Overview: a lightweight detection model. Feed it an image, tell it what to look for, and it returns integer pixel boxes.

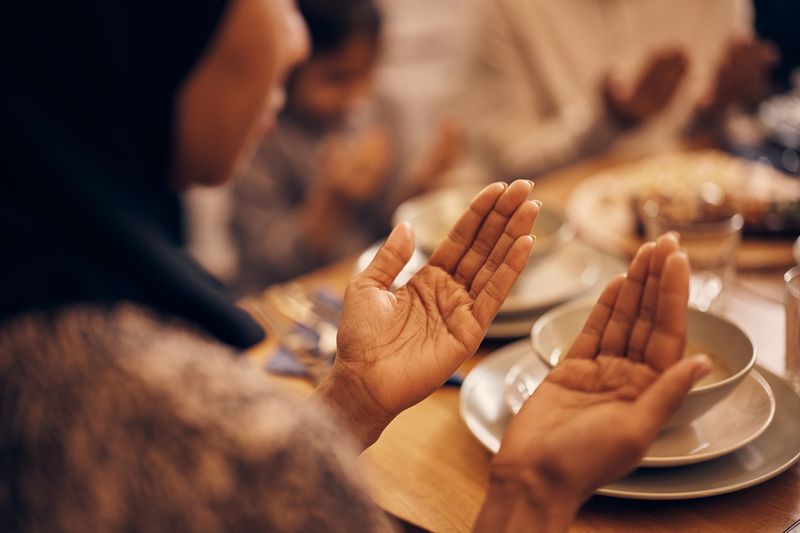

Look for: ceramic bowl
[392,186,574,256]
[530,300,756,430]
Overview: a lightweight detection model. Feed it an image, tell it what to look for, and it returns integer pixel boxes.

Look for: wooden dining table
[245,151,800,532]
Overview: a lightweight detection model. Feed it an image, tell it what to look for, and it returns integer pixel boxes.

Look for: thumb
[357,222,415,290]
[635,355,712,435]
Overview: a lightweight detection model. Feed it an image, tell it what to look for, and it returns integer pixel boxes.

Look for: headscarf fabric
[0,0,265,348]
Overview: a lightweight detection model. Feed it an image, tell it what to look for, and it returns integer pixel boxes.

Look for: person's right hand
[604,48,689,125]
[475,234,711,531]
[696,36,779,119]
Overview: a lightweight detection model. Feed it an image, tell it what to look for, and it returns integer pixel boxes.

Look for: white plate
[504,358,776,467]
[498,242,600,314]
[460,340,800,499]
[485,243,626,338]
[357,240,625,321]
[392,187,574,257]
[566,152,800,270]
[485,313,546,339]
[355,242,428,289]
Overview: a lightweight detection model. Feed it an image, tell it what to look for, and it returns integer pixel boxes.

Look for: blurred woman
[0,0,708,530]
[230,0,460,293]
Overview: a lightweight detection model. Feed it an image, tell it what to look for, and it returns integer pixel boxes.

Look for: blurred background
[185,0,800,317]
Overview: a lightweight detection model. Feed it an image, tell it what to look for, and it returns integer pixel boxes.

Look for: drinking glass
[785,266,800,394]
[641,206,744,312]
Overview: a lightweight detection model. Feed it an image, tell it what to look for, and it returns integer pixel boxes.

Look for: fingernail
[667,231,681,242]
[677,250,690,268]
[527,179,535,188]
[528,235,536,256]
[691,354,712,381]
[532,199,543,208]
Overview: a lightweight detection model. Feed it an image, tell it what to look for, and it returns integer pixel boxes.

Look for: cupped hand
[485,235,711,526]
[320,180,539,446]
[697,36,779,119]
[604,48,689,125]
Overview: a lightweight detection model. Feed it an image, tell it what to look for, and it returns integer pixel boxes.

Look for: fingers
[598,242,655,357]
[356,222,415,290]
[644,250,690,372]
[634,355,711,437]
[472,235,534,329]
[565,274,625,359]
[641,49,688,109]
[469,199,539,298]
[451,180,534,287]
[626,233,681,362]
[428,182,507,273]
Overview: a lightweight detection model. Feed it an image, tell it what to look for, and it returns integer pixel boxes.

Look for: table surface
[245,151,800,533]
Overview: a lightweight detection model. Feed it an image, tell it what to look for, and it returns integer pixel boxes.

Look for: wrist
[312,363,393,450]
[474,462,583,533]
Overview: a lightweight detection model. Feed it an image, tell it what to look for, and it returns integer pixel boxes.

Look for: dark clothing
[0,0,263,349]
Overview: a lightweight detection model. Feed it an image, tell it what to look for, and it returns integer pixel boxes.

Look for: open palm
[493,234,711,509]
[335,180,539,418]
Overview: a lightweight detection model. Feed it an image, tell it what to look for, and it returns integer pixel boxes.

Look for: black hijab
[0,1,265,348]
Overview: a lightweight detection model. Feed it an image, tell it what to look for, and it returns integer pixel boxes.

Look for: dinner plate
[485,243,626,338]
[504,358,776,467]
[355,242,428,289]
[498,242,600,315]
[485,312,546,339]
[357,240,626,322]
[392,187,574,257]
[566,155,798,270]
[460,340,800,499]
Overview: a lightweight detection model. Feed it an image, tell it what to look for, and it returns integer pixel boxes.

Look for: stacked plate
[460,331,800,500]
[357,187,628,339]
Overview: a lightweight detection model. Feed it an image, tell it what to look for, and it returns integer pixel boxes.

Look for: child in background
[230,0,460,296]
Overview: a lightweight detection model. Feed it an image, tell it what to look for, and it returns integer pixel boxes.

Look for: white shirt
[454,0,752,180]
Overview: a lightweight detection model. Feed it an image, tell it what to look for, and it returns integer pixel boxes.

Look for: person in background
[2,0,710,530]
[229,0,461,295]
[452,0,778,181]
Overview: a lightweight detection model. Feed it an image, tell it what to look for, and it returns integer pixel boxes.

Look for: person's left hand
[317,180,538,446]
[476,235,711,531]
